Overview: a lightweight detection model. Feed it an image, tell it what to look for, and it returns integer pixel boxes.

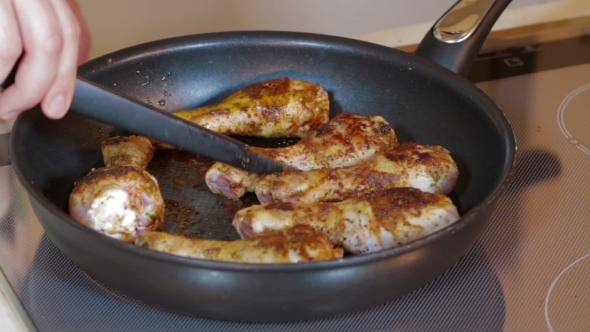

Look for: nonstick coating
[11,31,515,322]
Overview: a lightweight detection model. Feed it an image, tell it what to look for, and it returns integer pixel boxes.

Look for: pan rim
[11,30,516,273]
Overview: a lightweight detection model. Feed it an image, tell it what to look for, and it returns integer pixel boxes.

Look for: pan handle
[414,0,512,76]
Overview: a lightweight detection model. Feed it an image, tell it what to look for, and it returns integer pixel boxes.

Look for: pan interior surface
[10,32,514,321]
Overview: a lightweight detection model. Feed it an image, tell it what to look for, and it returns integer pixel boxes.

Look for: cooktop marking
[545,253,590,332]
[557,83,590,156]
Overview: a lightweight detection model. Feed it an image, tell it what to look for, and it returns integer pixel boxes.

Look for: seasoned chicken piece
[206,112,398,199]
[204,162,261,199]
[233,188,460,255]
[135,225,343,263]
[249,113,398,169]
[69,166,165,242]
[101,135,155,168]
[69,137,164,242]
[173,77,329,138]
[255,142,459,203]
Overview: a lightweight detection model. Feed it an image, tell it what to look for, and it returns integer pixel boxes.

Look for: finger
[65,0,91,64]
[0,0,22,107]
[0,0,63,119]
[40,0,81,119]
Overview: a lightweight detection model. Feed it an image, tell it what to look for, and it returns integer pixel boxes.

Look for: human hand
[0,0,91,121]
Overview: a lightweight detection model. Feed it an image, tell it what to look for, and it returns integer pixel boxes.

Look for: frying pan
[10,0,515,322]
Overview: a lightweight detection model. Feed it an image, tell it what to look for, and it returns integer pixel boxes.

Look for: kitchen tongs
[71,78,283,174]
[2,72,284,174]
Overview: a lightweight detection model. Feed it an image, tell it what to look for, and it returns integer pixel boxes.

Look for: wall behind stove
[78,0,565,58]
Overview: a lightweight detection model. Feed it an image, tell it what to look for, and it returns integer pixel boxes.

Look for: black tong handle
[71,78,284,174]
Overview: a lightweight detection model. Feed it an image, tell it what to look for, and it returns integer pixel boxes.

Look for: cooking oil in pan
[146,136,300,241]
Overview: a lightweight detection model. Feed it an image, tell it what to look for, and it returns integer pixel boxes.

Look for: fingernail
[46,95,66,118]
[0,111,19,121]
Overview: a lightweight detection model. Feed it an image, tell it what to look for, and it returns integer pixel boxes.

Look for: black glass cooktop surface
[1,34,590,331]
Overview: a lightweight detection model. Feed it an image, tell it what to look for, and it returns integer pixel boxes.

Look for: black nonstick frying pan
[10,0,515,322]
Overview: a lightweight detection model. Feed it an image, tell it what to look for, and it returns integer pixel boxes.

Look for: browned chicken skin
[255,142,459,203]
[233,188,460,255]
[101,135,155,168]
[69,136,165,242]
[206,112,399,199]
[173,77,330,138]
[135,225,343,263]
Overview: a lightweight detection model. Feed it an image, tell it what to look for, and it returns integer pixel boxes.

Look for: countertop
[0,119,23,332]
